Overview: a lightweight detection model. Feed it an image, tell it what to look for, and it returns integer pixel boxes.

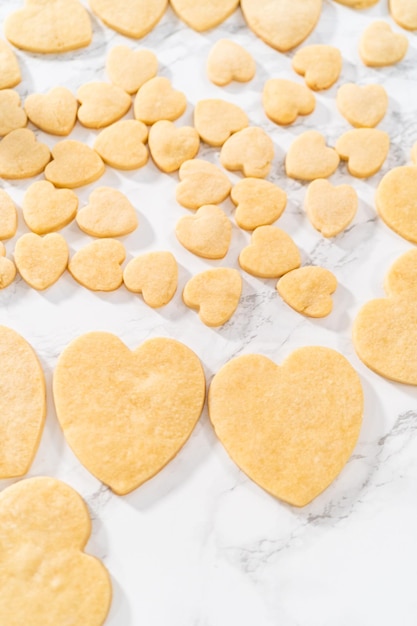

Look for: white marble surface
[1,1,417,624]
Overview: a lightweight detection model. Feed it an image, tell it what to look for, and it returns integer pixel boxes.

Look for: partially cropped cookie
[0,129,50,179]
[24,87,78,136]
[292,45,342,91]
[194,99,248,146]
[0,243,17,290]
[0,190,18,240]
[390,0,417,30]
[376,166,417,243]
[262,79,315,126]
[0,90,26,137]
[106,46,158,94]
[336,83,388,128]
[207,39,255,86]
[220,126,274,178]
[89,0,167,39]
[359,21,408,67]
[170,0,239,31]
[0,39,21,89]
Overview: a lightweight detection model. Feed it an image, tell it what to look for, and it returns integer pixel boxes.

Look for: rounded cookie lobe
[170,0,239,31]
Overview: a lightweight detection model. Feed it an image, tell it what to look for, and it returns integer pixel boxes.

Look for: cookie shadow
[104,574,133,626]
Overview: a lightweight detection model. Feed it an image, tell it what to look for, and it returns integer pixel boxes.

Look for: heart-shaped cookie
[193,99,248,147]
[77,82,132,129]
[176,159,231,210]
[14,233,69,290]
[359,21,408,67]
[94,120,148,170]
[262,78,316,125]
[53,333,205,494]
[0,90,27,136]
[0,326,45,477]
[170,0,239,31]
[241,0,322,52]
[23,181,78,234]
[390,0,417,30]
[183,268,242,326]
[336,83,388,128]
[69,239,125,291]
[385,248,417,298]
[123,251,178,307]
[0,128,50,179]
[0,39,21,89]
[175,205,232,259]
[134,77,186,125]
[24,87,78,136]
[208,346,363,506]
[5,0,92,53]
[285,130,340,181]
[305,179,358,237]
[207,39,256,86]
[376,166,417,243]
[336,128,390,178]
[76,187,138,238]
[148,121,200,173]
[106,45,158,94]
[231,178,287,231]
[277,266,337,317]
[0,243,16,290]
[89,0,167,38]
[220,126,274,178]
[45,140,105,188]
[292,45,342,91]
[239,225,301,278]
[0,477,111,624]
[0,190,18,239]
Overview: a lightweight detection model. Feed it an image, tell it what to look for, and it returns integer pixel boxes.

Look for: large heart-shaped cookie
[285,130,339,181]
[183,268,242,326]
[208,346,363,506]
[0,190,18,239]
[359,21,408,67]
[239,225,301,278]
[123,251,178,307]
[106,45,158,94]
[262,79,315,126]
[292,45,342,91]
[0,90,27,137]
[220,126,274,178]
[53,333,205,494]
[207,39,256,86]
[176,159,231,210]
[175,205,232,259]
[0,39,21,89]
[69,240,125,292]
[0,128,50,179]
[335,128,390,178]
[0,243,16,289]
[305,179,358,237]
[148,121,200,173]
[24,87,78,136]
[376,166,417,243]
[277,266,337,317]
[45,140,105,188]
[194,99,248,147]
[23,181,78,234]
[390,0,417,30]
[14,233,69,290]
[89,0,167,38]
[76,187,138,238]
[94,120,148,170]
[231,178,287,231]
[336,83,388,128]
[134,77,186,125]
[170,0,239,31]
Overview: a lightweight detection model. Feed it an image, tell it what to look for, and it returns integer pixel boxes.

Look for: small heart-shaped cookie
[385,248,417,298]
[170,0,239,31]
[207,39,256,86]
[277,266,337,317]
[335,128,390,178]
[89,0,167,38]
[0,243,17,289]
[69,239,125,291]
[0,128,50,179]
[183,268,242,326]
[336,83,388,128]
[194,99,248,147]
[123,251,177,307]
[305,179,358,237]
[148,121,200,173]
[220,126,274,178]
[53,333,205,494]
[359,21,408,67]
[376,166,417,243]
[208,346,363,506]
[24,87,78,136]
[76,187,138,238]
[231,178,287,231]
[5,0,92,53]
[23,181,78,235]
[0,39,21,89]
[239,226,301,278]
[175,205,232,259]
[94,120,148,170]
[262,79,316,125]
[286,131,340,181]
[390,0,417,30]
[77,82,131,129]
[106,45,158,94]
[0,326,45,476]
[176,159,231,210]
[14,233,68,290]
[134,77,186,125]
[45,140,105,188]
[0,190,18,239]
[292,45,342,91]
[0,90,27,136]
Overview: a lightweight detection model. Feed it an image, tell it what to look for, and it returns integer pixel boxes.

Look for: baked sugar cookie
[45,140,105,188]
[286,130,339,181]
[94,120,148,170]
[262,79,316,125]
[334,0,379,6]
[77,82,131,129]
[194,99,248,146]
[359,21,408,67]
[176,159,231,210]
[335,128,390,178]
[292,45,342,91]
[23,181,78,234]
[76,188,138,238]
[231,178,287,231]
[148,121,200,173]
[0,90,27,136]
[376,166,417,243]
[0,190,18,240]
[69,239,125,291]
[207,39,255,86]
[175,205,232,259]
[24,87,78,136]
[336,83,388,128]
[14,233,69,290]
[0,39,21,89]
[0,128,50,179]
[305,179,358,237]
[134,77,186,125]
[89,0,167,38]
[183,268,242,326]
[106,46,158,94]
[277,266,337,317]
[220,126,274,178]
[239,225,301,278]
[0,243,16,289]
[123,251,177,307]
[390,0,417,30]
[385,248,417,298]
[170,0,239,31]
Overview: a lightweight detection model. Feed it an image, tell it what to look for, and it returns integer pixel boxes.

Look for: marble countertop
[1,1,417,624]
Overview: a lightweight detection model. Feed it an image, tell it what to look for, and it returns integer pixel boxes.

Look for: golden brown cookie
[277,266,337,317]
[183,268,242,327]
[285,130,339,181]
[220,126,274,178]
[0,39,21,89]
[231,178,287,231]
[24,87,78,136]
[262,78,316,125]
[76,187,138,238]
[69,239,125,292]
[207,39,256,86]
[106,45,158,94]
[89,0,167,38]
[390,0,417,30]
[292,45,342,91]
[77,82,131,129]
[193,99,248,146]
[94,120,148,170]
[376,166,417,243]
[0,128,50,179]
[305,179,358,237]
[23,181,78,234]
[148,121,200,173]
[359,21,408,67]
[134,77,186,125]
[336,83,388,128]
[14,233,69,290]
[45,140,105,188]
[0,90,27,136]
[175,205,232,259]
[176,159,231,210]
[0,244,17,290]
[239,225,301,278]
[123,251,178,307]
[0,190,18,239]
[335,128,390,178]
[170,0,239,31]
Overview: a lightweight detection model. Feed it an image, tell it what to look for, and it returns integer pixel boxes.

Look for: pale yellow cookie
[23,181,78,235]
[89,0,167,38]
[0,476,111,625]
[53,333,205,494]
[220,126,274,178]
[106,46,158,95]
[359,21,408,67]
[76,187,138,238]
[69,239,125,291]
[239,225,301,278]
[231,178,287,231]
[0,89,27,136]
[0,327,45,476]
[292,45,342,91]
[176,159,232,210]
[336,128,390,178]
[385,248,417,298]
[193,99,248,147]
[286,130,340,181]
[208,346,363,506]
[0,244,17,290]
[14,233,68,290]
[77,82,131,129]
[262,79,316,125]
[170,0,239,31]
[376,166,417,243]
[305,179,358,237]
[183,267,242,327]
[134,77,186,125]
[94,120,148,170]
[0,190,18,239]
[390,0,417,30]
[148,121,200,173]
[123,251,178,307]
[0,128,50,179]
[0,39,21,89]
[241,0,322,52]
[175,205,232,259]
[24,87,78,136]
[45,140,105,189]
[5,0,92,53]
[412,142,417,165]
[277,266,337,317]
[207,39,255,86]
[336,83,388,128]
[334,0,379,7]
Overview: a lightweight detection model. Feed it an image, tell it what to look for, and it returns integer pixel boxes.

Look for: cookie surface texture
[285,130,339,181]
[239,225,301,278]
[292,45,342,91]
[68,239,126,291]
[390,0,417,30]
[24,87,78,136]
[148,121,200,173]
[376,166,417,243]
[336,83,388,128]
[0,39,21,89]
[231,178,287,231]
[277,266,337,317]
[220,126,274,178]
[106,46,158,94]
[0,190,18,239]
[0,128,50,179]
[183,268,242,327]
[45,140,105,188]
[175,205,232,259]
[77,82,131,129]
[134,77,186,125]
[359,21,408,67]
[176,159,231,210]
[76,187,138,238]
[0,90,27,137]
[207,39,255,86]
[170,0,239,31]
[0,243,16,289]
[94,120,148,170]
[194,99,248,147]
[335,128,390,178]
[14,233,69,290]
[123,251,178,307]
[262,79,315,126]
[305,179,358,237]
[23,181,78,234]
[89,0,167,38]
